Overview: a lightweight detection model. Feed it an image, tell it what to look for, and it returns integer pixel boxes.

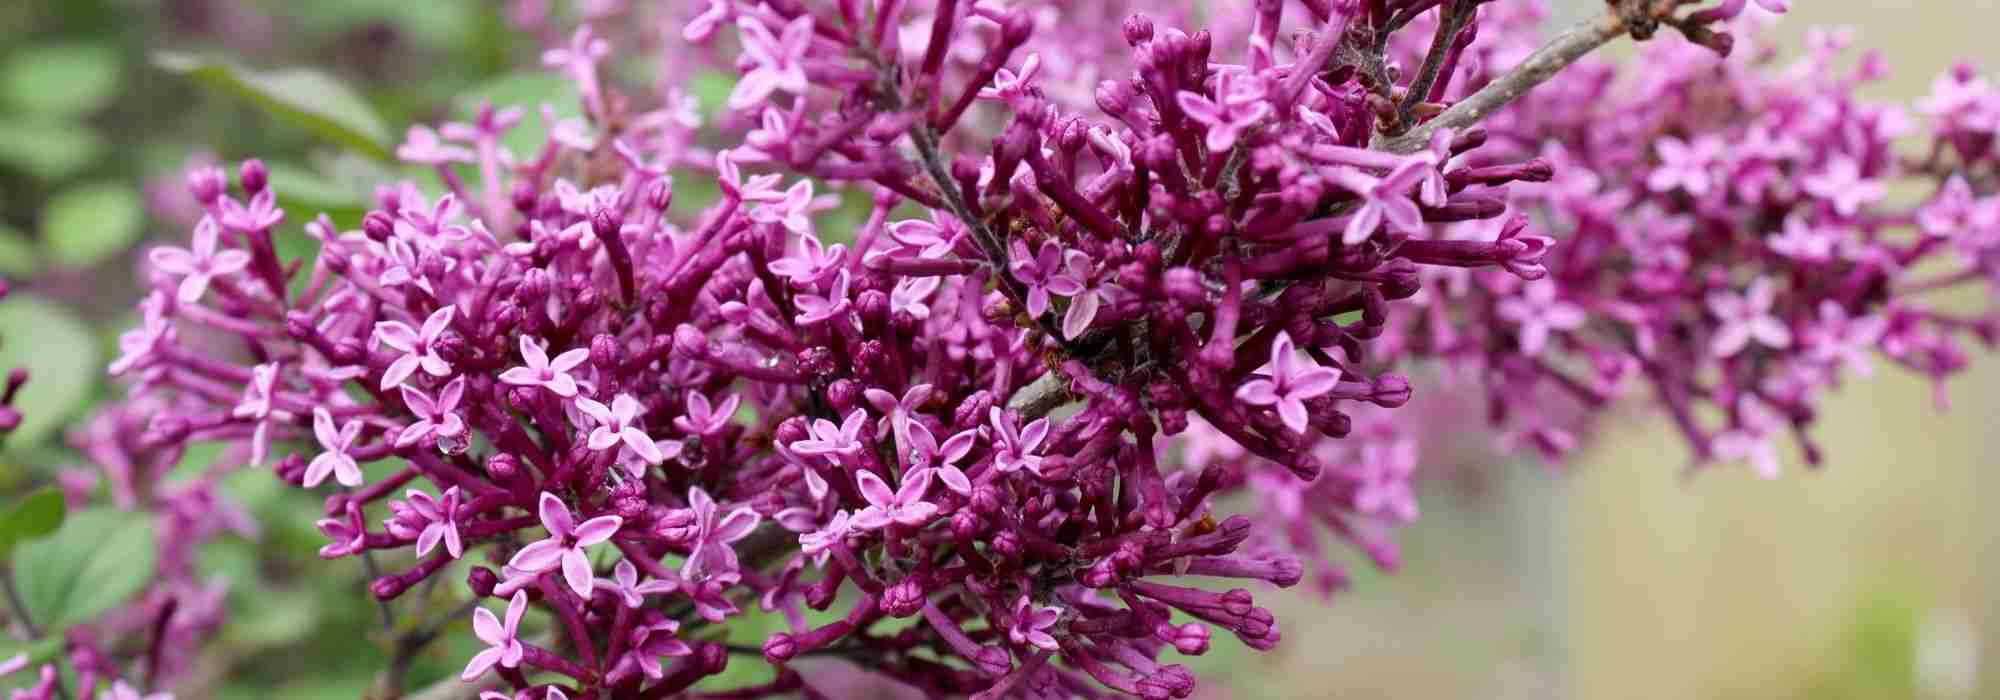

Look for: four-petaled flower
[314,502,367,559]
[397,125,473,165]
[863,383,932,452]
[905,422,978,495]
[1176,70,1272,153]
[398,377,467,449]
[793,270,853,326]
[219,190,284,232]
[1008,241,1088,318]
[767,232,845,285]
[988,407,1050,475]
[304,407,364,488]
[149,216,250,303]
[499,336,590,398]
[798,510,853,565]
[1800,156,1887,218]
[790,408,868,462]
[729,15,814,110]
[576,394,665,464]
[1495,280,1587,355]
[388,487,464,559]
[890,276,942,320]
[1007,596,1063,651]
[510,492,624,598]
[1707,278,1792,357]
[626,618,694,679]
[1647,135,1723,197]
[672,391,740,437]
[1328,162,1429,245]
[851,468,939,529]
[680,486,761,581]
[594,559,679,608]
[978,52,1042,101]
[373,306,456,390]
[1234,331,1342,434]
[749,179,815,235]
[460,591,528,681]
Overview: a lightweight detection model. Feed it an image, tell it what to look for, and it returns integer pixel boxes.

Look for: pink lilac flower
[864,384,931,453]
[728,15,814,110]
[1495,281,1586,355]
[798,510,853,565]
[575,394,665,464]
[315,502,367,559]
[219,190,283,232]
[147,216,249,303]
[978,52,1042,102]
[987,407,1049,475]
[672,391,740,437]
[850,469,938,530]
[499,336,590,398]
[1707,278,1793,357]
[767,232,845,285]
[388,487,464,559]
[680,486,760,581]
[1328,161,1429,245]
[594,559,679,608]
[1647,135,1723,197]
[625,618,694,678]
[509,492,624,597]
[1007,596,1062,652]
[904,422,978,495]
[461,591,529,680]
[96,681,172,700]
[1234,332,1343,434]
[303,407,364,488]
[396,377,467,450]
[373,306,456,390]
[890,276,943,320]
[397,125,474,165]
[749,180,815,235]
[1800,157,1887,218]
[1007,240,1086,317]
[791,409,868,462]
[792,270,853,326]
[1176,69,1272,153]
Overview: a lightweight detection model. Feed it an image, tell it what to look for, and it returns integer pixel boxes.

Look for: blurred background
[0,1,1992,698]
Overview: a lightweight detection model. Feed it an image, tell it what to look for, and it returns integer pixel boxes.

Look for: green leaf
[12,507,157,629]
[0,118,106,181]
[154,53,394,161]
[40,182,143,268]
[265,160,369,227]
[0,637,62,669]
[0,295,99,450]
[0,488,65,560]
[0,227,37,277]
[690,69,736,120]
[2,42,123,116]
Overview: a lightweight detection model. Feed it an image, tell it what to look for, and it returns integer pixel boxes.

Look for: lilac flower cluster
[15,1,1987,699]
[1393,21,2000,476]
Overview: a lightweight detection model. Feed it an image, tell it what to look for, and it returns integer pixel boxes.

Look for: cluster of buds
[18,1,1991,699]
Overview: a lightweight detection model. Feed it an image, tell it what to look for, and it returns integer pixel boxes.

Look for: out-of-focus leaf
[154,53,394,161]
[0,637,62,670]
[1,42,122,116]
[266,160,368,227]
[455,72,582,160]
[0,118,106,181]
[40,182,143,268]
[0,295,100,449]
[0,488,65,560]
[12,507,157,628]
[690,69,736,120]
[0,227,37,277]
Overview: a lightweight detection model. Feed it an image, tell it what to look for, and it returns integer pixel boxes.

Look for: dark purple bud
[1370,375,1412,407]
[360,211,396,242]
[672,324,710,359]
[511,181,539,213]
[238,159,268,195]
[487,453,521,482]
[469,567,500,597]
[647,179,673,211]
[826,379,862,414]
[590,333,619,369]
[775,416,811,447]
[274,453,307,486]
[798,346,837,378]
[763,633,798,663]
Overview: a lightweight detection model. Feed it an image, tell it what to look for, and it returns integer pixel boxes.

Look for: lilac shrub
[7,0,1995,699]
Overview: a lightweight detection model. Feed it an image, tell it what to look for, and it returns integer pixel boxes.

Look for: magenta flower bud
[825,379,862,414]
[187,165,227,204]
[468,567,500,597]
[486,453,521,482]
[762,633,797,663]
[672,324,710,359]
[881,579,925,617]
[511,180,539,213]
[362,211,395,242]
[1122,14,1154,45]
[589,333,619,369]
[647,178,673,211]
[799,346,837,377]
[238,158,268,195]
[274,453,307,486]
[0,408,18,432]
[1370,375,1412,408]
